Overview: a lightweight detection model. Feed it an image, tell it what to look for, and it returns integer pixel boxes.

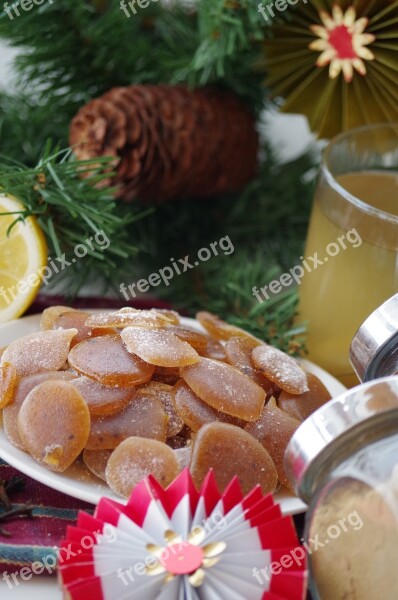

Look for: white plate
[0,313,346,516]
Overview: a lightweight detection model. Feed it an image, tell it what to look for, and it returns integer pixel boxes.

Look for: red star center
[160,543,204,575]
[309,6,376,81]
[328,25,357,59]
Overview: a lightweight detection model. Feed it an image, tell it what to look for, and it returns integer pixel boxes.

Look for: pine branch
[0,140,315,349]
[0,5,194,165]
[186,0,268,110]
[0,92,68,166]
[0,0,313,347]
[126,146,317,352]
[0,3,193,105]
[0,145,152,294]
[162,246,308,354]
[0,0,269,136]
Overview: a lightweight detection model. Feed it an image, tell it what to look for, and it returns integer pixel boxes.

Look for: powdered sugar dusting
[105,438,180,498]
[121,327,199,367]
[252,345,308,394]
[85,309,173,329]
[180,357,265,421]
[1,329,78,377]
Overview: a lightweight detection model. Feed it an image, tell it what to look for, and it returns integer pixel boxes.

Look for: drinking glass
[298,124,398,387]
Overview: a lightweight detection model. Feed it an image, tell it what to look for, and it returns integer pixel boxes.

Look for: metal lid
[350,293,398,382]
[285,376,398,504]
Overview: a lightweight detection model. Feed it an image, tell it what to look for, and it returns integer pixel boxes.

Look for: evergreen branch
[0,92,68,167]
[0,0,315,348]
[127,145,316,352]
[0,0,269,132]
[168,247,307,354]
[0,3,195,107]
[0,145,152,294]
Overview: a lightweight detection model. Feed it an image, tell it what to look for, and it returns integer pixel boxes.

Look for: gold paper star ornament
[309,5,376,82]
[260,1,398,138]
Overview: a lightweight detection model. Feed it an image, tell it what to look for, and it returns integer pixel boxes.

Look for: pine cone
[69,85,259,203]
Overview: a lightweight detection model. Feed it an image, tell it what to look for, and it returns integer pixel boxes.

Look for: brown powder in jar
[309,477,398,600]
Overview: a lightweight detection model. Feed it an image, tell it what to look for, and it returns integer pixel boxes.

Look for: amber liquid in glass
[299,171,398,387]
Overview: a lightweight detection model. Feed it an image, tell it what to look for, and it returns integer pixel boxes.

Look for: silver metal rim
[285,376,398,503]
[350,293,398,381]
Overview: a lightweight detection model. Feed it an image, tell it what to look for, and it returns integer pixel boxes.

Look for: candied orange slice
[166,325,209,354]
[121,327,200,367]
[40,305,72,329]
[138,381,183,438]
[85,309,172,329]
[180,357,266,421]
[278,372,332,421]
[86,394,168,450]
[41,306,115,346]
[190,422,278,495]
[166,425,192,449]
[0,362,17,409]
[71,376,136,417]
[68,335,155,387]
[83,449,113,481]
[18,380,90,472]
[173,380,245,431]
[225,337,276,394]
[57,312,117,345]
[196,311,262,344]
[245,398,300,492]
[152,366,181,386]
[3,371,76,451]
[153,309,180,325]
[252,344,309,395]
[1,329,77,377]
[117,307,180,323]
[105,437,180,498]
[200,337,227,361]
[174,446,191,471]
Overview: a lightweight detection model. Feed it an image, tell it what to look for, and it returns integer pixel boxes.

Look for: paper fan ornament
[59,469,307,600]
[260,1,398,138]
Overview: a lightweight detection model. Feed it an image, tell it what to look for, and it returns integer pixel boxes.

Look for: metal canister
[285,377,398,600]
[350,293,398,382]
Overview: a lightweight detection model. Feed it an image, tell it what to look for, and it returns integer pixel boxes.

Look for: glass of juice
[299,124,398,387]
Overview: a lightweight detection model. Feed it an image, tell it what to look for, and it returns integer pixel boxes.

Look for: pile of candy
[0,308,331,498]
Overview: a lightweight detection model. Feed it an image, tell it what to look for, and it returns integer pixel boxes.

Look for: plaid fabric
[0,460,92,575]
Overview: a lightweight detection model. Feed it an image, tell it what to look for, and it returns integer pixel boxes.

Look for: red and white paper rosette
[59,469,307,599]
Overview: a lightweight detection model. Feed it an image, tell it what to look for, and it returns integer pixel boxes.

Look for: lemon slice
[0,194,48,323]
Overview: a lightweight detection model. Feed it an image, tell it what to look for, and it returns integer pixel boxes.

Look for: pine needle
[0,146,152,295]
[0,0,313,350]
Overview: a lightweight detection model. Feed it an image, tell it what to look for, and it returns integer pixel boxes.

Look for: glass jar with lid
[350,293,398,381]
[285,376,398,600]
